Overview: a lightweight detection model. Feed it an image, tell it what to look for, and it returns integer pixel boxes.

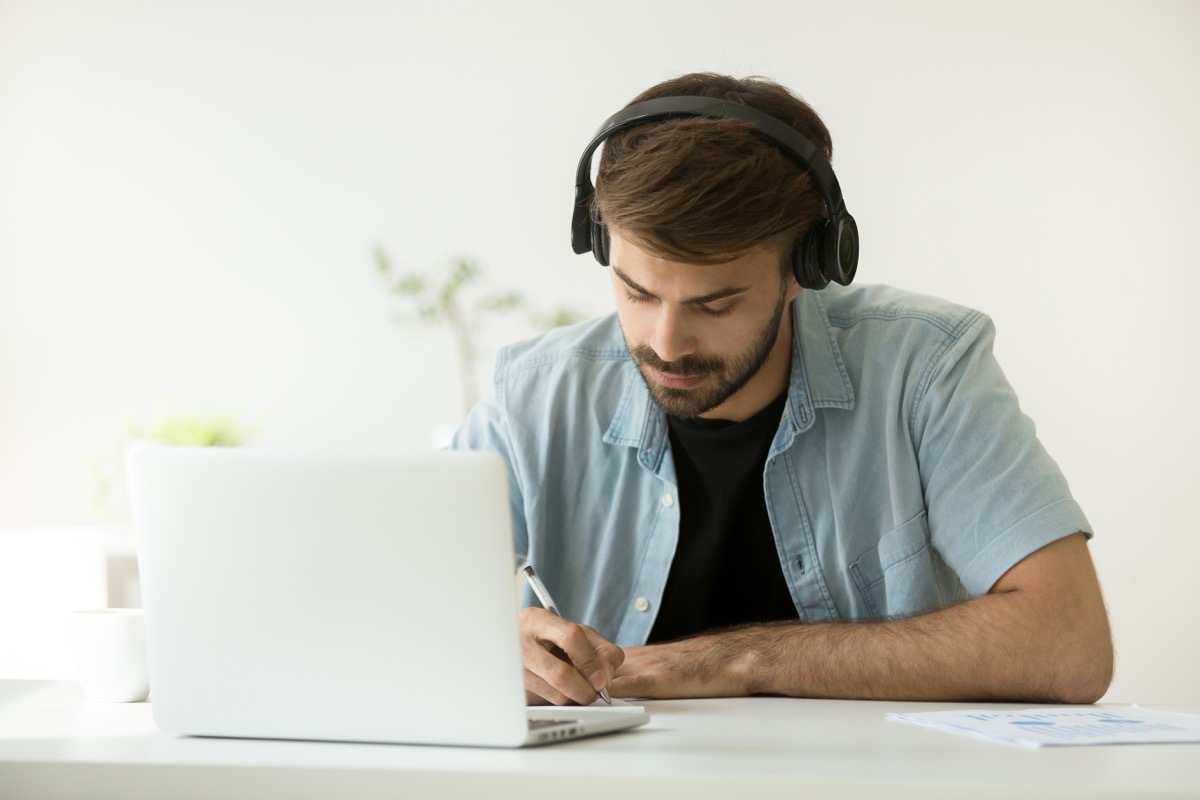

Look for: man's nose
[649,307,697,365]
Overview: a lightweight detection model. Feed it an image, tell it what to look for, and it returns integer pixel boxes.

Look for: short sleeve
[451,379,530,567]
[911,314,1091,595]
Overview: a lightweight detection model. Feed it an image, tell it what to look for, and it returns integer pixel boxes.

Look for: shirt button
[661,492,675,508]
[633,597,651,612]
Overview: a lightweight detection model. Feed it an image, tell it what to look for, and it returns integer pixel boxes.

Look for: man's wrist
[712,624,791,696]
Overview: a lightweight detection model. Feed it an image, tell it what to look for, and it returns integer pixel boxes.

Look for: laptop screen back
[127,446,534,747]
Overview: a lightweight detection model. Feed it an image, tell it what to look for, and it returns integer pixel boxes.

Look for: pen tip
[600,688,612,704]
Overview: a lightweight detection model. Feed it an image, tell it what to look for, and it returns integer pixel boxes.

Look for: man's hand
[610,533,1113,703]
[613,633,758,699]
[518,607,624,705]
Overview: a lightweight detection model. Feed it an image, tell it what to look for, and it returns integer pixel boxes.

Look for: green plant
[132,408,249,447]
[87,407,251,522]
[373,246,582,415]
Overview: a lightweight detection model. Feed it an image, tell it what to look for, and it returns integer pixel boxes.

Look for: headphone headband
[572,97,844,253]
[570,95,858,288]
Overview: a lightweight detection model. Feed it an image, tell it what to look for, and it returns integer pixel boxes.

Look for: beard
[625,284,790,419]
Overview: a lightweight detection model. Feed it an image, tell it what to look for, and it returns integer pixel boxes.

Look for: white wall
[1,0,1197,703]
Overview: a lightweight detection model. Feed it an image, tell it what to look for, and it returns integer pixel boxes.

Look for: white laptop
[126,445,649,747]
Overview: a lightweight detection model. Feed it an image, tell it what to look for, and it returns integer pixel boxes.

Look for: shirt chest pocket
[848,511,943,619]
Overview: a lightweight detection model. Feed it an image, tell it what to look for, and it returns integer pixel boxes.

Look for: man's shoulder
[814,283,985,337]
[796,284,993,401]
[494,313,630,381]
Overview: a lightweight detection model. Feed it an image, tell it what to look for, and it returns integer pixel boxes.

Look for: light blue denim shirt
[452,283,1090,647]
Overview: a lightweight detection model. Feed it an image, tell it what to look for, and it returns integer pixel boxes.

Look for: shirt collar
[603,359,672,473]
[785,288,856,434]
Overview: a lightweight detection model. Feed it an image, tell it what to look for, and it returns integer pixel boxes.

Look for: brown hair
[595,73,833,266]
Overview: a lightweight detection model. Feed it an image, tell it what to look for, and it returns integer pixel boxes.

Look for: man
[452,73,1113,706]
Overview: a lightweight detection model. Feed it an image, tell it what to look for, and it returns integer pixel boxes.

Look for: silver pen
[522,565,612,704]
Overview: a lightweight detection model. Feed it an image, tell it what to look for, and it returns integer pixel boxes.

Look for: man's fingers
[524,673,571,707]
[524,636,601,705]
[518,607,623,705]
[584,628,626,681]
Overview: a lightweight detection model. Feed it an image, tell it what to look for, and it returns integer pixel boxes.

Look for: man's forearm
[618,593,1108,703]
[614,535,1114,703]
[736,591,1106,702]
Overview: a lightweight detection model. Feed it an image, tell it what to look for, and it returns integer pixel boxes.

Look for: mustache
[629,345,723,376]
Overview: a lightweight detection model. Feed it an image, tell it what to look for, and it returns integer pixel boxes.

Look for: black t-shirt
[648,392,799,643]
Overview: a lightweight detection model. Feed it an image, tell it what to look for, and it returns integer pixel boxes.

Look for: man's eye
[625,291,652,305]
[700,303,736,318]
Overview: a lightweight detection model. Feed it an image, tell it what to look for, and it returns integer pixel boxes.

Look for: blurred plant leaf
[373,245,584,413]
[480,292,525,313]
[132,409,249,447]
[534,309,585,329]
[392,274,427,297]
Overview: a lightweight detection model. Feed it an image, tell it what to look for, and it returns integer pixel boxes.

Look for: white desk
[1,680,1197,799]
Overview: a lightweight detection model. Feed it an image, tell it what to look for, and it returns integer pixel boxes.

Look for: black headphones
[571,96,858,290]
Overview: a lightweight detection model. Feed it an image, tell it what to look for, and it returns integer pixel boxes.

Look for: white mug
[69,608,150,703]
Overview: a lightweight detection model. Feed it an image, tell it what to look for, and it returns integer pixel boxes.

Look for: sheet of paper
[581,697,644,712]
[887,705,1200,748]
[526,697,645,715]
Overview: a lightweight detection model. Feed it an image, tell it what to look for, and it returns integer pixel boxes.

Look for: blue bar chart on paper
[887,706,1200,747]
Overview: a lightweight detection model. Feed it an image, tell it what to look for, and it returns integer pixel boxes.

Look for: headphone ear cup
[829,213,859,286]
[591,218,611,266]
[793,223,830,290]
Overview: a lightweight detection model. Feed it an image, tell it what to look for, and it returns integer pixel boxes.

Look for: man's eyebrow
[611,266,752,305]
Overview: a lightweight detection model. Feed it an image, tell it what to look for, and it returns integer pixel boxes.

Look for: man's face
[609,233,801,421]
